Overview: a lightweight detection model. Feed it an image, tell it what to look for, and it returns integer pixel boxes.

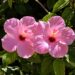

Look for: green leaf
[69,70,75,75]
[41,57,53,75]
[70,12,75,28]
[0,69,4,75]
[53,59,65,75]
[19,59,32,73]
[62,7,74,27]
[42,12,55,21]
[2,52,18,66]
[65,44,75,67]
[69,72,73,75]
[47,0,57,10]
[24,0,29,3]
[7,0,13,8]
[53,0,69,12]
[66,55,75,67]
[0,51,5,57]
[28,54,41,63]
[69,0,75,9]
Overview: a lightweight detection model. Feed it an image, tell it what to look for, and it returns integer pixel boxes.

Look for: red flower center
[49,37,56,42]
[19,35,26,41]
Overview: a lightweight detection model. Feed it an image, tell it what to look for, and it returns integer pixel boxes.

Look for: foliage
[0,0,75,75]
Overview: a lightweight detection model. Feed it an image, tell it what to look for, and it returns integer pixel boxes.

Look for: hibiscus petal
[48,16,65,29]
[34,36,49,54]
[17,41,34,59]
[49,42,68,58]
[60,27,75,45]
[20,16,36,26]
[1,35,17,52]
[4,18,19,34]
[33,21,46,35]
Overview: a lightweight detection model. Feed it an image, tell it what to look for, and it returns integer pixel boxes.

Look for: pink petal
[4,18,19,34]
[17,41,34,59]
[48,16,65,29]
[49,42,68,58]
[33,21,46,35]
[34,37,49,54]
[1,35,17,52]
[60,27,75,45]
[20,16,36,26]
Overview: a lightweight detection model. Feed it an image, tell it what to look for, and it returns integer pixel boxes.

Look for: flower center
[49,37,56,42]
[19,35,26,41]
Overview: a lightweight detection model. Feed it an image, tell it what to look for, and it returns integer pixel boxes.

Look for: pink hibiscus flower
[34,16,75,58]
[1,16,36,59]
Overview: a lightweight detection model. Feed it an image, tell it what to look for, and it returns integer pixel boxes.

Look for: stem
[35,0,49,13]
